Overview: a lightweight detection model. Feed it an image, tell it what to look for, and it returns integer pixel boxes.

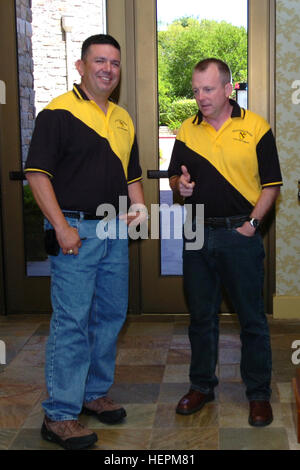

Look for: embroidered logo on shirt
[232,129,253,144]
[115,119,128,132]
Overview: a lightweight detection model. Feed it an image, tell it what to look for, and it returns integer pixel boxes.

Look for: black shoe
[176,389,215,415]
[248,401,273,427]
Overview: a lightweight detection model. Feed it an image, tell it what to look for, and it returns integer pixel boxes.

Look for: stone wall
[31,0,106,115]
[16,0,35,162]
[16,0,105,162]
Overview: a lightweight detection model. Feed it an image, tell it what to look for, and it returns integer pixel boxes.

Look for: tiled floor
[0,313,300,450]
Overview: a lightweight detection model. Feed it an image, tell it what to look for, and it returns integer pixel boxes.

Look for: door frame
[0,0,51,314]
[107,0,277,314]
[0,0,276,315]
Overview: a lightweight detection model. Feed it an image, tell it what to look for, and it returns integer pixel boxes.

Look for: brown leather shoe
[41,416,98,450]
[248,400,273,427]
[176,389,215,415]
[81,396,126,424]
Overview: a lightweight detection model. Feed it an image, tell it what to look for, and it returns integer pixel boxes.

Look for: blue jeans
[42,215,129,421]
[183,223,272,401]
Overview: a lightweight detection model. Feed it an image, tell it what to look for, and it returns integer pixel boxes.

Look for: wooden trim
[107,0,141,314]
[292,369,300,443]
[249,0,276,314]
[273,296,300,319]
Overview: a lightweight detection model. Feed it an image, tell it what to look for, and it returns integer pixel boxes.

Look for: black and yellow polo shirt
[25,84,142,214]
[168,99,282,217]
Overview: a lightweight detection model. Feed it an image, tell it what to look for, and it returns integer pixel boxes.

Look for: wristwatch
[248,217,260,229]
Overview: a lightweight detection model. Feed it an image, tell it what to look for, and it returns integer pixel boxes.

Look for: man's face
[192,64,232,121]
[76,44,121,100]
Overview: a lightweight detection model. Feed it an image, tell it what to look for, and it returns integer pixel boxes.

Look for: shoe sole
[176,393,215,415]
[81,406,127,424]
[41,423,98,450]
[248,416,273,427]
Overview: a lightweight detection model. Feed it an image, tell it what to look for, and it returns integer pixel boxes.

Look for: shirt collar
[72,84,116,114]
[72,84,90,101]
[192,98,244,125]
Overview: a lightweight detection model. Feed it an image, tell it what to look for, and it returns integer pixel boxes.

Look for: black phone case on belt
[44,229,60,256]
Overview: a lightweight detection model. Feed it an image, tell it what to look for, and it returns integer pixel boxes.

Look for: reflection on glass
[157,0,248,275]
[16,0,105,276]
[23,185,49,276]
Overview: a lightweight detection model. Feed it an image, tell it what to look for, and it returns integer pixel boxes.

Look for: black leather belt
[204,215,249,228]
[62,211,105,220]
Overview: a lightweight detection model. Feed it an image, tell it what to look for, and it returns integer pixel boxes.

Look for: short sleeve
[127,135,142,184]
[256,129,283,188]
[25,109,65,177]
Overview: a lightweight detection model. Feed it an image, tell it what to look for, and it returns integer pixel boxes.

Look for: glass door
[0,0,106,314]
[0,0,49,313]
[157,0,248,278]
[108,0,275,314]
[0,0,275,315]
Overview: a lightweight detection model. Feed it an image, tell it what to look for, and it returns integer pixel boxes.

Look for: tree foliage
[158,17,247,108]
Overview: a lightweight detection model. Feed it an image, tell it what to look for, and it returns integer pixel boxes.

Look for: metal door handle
[9,171,25,181]
[147,170,168,179]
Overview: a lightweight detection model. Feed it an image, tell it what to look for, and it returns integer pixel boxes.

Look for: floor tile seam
[115,364,167,367]
[219,423,292,429]
[148,424,220,450]
[219,425,289,432]
[0,335,35,367]
[117,344,172,349]
[116,349,171,355]
[8,431,25,450]
[218,426,291,450]
[0,382,44,397]
[148,425,219,430]
[0,428,21,450]
[1,414,29,442]
[2,326,44,367]
[2,364,45,375]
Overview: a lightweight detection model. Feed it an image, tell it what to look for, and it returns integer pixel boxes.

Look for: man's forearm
[25,172,68,232]
[26,172,82,254]
[128,181,145,206]
[250,186,281,221]
[237,186,280,236]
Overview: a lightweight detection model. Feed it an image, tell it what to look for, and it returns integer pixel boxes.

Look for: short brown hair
[193,58,232,85]
[81,34,121,60]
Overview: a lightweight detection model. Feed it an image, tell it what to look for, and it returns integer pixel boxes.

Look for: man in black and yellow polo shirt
[25,34,144,450]
[168,58,282,427]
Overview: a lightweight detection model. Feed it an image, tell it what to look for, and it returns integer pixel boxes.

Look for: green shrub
[158,93,173,126]
[165,98,198,132]
[23,184,47,261]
